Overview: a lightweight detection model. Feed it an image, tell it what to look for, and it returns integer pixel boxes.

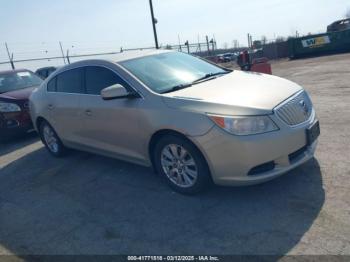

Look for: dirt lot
[0,53,350,256]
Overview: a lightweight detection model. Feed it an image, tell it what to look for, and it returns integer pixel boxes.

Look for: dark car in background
[217,53,236,63]
[0,69,43,140]
[35,66,57,79]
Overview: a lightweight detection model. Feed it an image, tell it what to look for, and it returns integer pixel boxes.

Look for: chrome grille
[275,91,313,126]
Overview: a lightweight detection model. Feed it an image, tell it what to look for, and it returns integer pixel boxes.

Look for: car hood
[162,70,302,115]
[0,86,38,100]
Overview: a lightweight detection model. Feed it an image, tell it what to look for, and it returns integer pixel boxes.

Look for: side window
[85,66,126,95]
[47,77,56,92]
[56,68,84,94]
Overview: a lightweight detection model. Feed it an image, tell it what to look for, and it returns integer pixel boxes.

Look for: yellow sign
[302,36,331,48]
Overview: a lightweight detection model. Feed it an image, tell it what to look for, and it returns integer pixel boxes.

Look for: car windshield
[120,52,228,93]
[0,71,43,93]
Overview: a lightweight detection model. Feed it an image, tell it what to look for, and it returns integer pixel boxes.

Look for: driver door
[79,66,146,163]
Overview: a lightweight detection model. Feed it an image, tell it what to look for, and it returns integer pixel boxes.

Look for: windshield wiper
[161,83,192,94]
[192,71,231,84]
[161,71,231,94]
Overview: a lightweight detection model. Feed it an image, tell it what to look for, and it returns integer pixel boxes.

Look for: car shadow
[0,132,39,157]
[0,147,324,256]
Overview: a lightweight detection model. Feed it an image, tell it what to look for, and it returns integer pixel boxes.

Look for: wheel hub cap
[161,144,198,188]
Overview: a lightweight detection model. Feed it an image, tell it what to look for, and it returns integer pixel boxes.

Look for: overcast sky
[0,0,349,70]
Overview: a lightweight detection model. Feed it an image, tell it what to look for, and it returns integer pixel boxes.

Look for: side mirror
[101,84,136,100]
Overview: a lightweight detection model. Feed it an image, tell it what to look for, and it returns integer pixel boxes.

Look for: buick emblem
[299,100,309,115]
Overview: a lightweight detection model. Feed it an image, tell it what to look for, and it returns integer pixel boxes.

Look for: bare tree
[261,35,267,45]
[275,36,286,43]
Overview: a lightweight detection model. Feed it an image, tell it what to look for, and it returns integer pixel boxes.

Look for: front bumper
[191,112,319,186]
[0,111,33,139]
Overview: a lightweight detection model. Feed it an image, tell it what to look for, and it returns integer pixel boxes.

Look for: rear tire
[39,120,67,157]
[154,135,212,195]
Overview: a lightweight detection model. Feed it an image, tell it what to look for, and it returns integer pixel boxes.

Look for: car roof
[46,49,175,78]
[112,49,173,62]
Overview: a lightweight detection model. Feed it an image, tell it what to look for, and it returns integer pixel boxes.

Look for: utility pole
[149,0,159,49]
[5,42,15,69]
[59,41,66,64]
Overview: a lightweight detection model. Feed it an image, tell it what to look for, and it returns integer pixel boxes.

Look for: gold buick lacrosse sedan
[29,50,320,194]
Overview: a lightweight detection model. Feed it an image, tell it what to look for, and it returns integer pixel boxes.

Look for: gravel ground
[0,53,349,257]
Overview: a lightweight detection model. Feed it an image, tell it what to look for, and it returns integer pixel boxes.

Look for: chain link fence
[0,40,218,72]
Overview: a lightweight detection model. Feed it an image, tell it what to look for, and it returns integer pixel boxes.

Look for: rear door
[47,68,86,144]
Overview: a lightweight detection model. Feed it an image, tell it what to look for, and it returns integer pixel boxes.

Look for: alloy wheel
[161,144,198,188]
[43,125,59,153]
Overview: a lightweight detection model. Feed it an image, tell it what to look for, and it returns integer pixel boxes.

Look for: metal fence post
[197,35,201,53]
[66,49,71,64]
[59,42,66,64]
[206,35,210,56]
[5,42,15,69]
[178,35,182,52]
[185,41,190,53]
[10,54,15,70]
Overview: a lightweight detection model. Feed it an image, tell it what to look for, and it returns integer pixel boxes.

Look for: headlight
[0,102,21,112]
[208,114,279,135]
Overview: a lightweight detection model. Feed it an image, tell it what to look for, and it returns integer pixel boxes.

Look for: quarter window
[56,68,84,94]
[85,66,125,95]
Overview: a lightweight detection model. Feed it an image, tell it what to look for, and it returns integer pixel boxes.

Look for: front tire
[154,135,212,194]
[39,121,67,157]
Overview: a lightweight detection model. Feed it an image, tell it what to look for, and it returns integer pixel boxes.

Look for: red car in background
[0,69,43,141]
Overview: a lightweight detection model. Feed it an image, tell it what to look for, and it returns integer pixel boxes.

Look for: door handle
[85,109,92,116]
[48,104,54,110]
